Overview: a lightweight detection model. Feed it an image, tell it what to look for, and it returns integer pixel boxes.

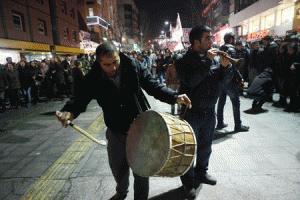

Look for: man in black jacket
[216,33,250,132]
[55,42,191,200]
[175,26,230,199]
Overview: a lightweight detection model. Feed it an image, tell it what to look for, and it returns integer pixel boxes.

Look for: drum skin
[126,110,196,177]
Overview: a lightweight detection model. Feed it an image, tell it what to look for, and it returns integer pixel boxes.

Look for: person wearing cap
[247,68,274,112]
[216,32,250,132]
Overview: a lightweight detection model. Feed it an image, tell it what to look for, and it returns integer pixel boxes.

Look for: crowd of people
[1,33,299,114]
[0,53,95,112]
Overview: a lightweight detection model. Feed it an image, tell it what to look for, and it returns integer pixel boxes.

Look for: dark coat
[250,49,261,70]
[247,70,274,96]
[260,41,279,71]
[175,47,229,110]
[6,69,21,90]
[61,53,178,134]
[19,64,33,89]
[0,69,8,92]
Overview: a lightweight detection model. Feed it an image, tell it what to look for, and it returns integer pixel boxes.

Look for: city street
[0,92,300,200]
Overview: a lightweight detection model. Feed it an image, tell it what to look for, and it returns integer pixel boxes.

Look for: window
[61,1,67,14]
[72,31,76,41]
[124,4,132,12]
[36,0,44,4]
[64,28,69,40]
[265,14,274,29]
[12,11,24,31]
[89,8,94,17]
[86,1,94,5]
[97,0,101,4]
[38,19,46,35]
[243,23,248,35]
[281,6,294,24]
[251,19,259,32]
[70,8,75,19]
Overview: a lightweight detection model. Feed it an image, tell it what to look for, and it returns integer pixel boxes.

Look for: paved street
[0,92,300,200]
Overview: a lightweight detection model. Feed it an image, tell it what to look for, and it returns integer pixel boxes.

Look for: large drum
[126,110,197,177]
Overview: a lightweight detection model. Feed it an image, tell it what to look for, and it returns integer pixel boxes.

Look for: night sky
[133,0,194,41]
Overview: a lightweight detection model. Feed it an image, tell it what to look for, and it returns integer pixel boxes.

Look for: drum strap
[134,92,143,114]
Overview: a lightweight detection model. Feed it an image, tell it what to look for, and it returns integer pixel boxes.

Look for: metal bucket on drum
[126,110,197,177]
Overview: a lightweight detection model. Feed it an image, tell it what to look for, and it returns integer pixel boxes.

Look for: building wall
[2,0,32,41]
[49,0,80,47]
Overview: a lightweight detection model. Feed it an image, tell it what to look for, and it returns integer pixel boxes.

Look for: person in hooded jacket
[247,68,274,112]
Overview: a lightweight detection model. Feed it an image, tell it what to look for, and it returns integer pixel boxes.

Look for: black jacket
[62,53,178,134]
[247,70,273,96]
[261,42,279,71]
[175,47,228,110]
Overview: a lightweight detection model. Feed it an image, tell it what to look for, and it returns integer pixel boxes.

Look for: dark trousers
[180,108,216,188]
[106,129,149,200]
[252,93,269,109]
[217,86,242,128]
[7,89,20,107]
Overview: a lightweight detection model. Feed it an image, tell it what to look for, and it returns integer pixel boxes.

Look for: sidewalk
[0,93,300,200]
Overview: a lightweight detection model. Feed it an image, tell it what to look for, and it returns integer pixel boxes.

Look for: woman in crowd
[6,63,21,109]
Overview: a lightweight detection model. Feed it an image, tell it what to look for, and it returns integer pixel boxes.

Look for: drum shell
[126,110,197,177]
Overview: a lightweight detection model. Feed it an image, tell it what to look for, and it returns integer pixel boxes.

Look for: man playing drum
[55,42,191,200]
[176,25,231,199]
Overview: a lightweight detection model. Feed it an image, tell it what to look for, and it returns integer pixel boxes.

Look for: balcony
[87,16,110,29]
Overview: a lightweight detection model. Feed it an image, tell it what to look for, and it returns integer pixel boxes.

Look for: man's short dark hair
[6,57,12,61]
[262,35,272,41]
[224,32,235,44]
[189,25,212,46]
[96,41,118,60]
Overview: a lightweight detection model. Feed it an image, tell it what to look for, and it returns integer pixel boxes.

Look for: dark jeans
[106,129,149,200]
[7,89,21,107]
[217,85,242,128]
[180,108,216,188]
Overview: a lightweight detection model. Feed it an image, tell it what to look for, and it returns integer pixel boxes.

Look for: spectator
[249,41,262,86]
[18,60,33,107]
[165,54,181,115]
[0,65,8,112]
[273,44,290,108]
[6,63,21,109]
[72,60,84,97]
[235,40,251,84]
[260,35,279,73]
[247,68,274,112]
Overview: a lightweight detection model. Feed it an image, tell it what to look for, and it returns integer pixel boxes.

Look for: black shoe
[272,101,286,108]
[182,186,196,199]
[109,192,127,200]
[216,123,228,130]
[196,173,217,186]
[234,125,250,132]
[284,107,298,112]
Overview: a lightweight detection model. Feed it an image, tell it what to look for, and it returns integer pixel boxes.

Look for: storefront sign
[247,30,269,40]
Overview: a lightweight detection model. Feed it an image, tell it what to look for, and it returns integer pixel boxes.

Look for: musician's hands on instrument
[177,94,192,109]
[219,53,230,67]
[56,111,74,128]
[206,48,218,61]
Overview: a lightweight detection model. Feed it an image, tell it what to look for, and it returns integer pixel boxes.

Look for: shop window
[251,19,259,33]
[261,16,265,30]
[38,19,46,35]
[72,31,76,42]
[281,6,294,24]
[265,14,274,29]
[61,1,67,15]
[276,10,281,26]
[64,28,69,40]
[12,11,24,31]
[90,25,94,33]
[70,8,75,19]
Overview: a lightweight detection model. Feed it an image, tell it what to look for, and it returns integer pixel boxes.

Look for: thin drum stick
[67,120,107,146]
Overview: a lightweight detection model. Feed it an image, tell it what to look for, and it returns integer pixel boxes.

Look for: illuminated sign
[247,30,269,40]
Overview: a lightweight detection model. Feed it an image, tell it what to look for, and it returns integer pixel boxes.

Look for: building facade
[0,0,83,64]
[229,0,297,42]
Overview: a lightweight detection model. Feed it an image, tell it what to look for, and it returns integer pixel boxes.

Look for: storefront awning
[0,38,50,52]
[54,45,85,55]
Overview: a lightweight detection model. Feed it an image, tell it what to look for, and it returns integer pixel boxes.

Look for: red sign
[202,0,220,17]
[247,30,269,40]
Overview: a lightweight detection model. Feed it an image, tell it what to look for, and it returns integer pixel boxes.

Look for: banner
[169,13,184,51]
